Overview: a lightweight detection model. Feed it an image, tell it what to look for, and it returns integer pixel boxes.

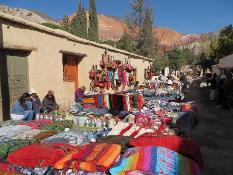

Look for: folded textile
[0,162,19,174]
[109,146,202,175]
[107,122,129,136]
[83,98,96,104]
[83,104,97,109]
[96,135,132,152]
[12,129,45,140]
[56,169,106,175]
[129,135,203,169]
[18,119,53,129]
[72,143,121,172]
[0,125,32,138]
[40,121,73,131]
[43,129,90,146]
[0,137,11,144]
[0,120,21,127]
[0,139,33,159]
[12,129,57,142]
[7,143,78,168]
[13,166,54,175]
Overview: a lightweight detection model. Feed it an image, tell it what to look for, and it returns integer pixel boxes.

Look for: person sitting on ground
[42,90,59,113]
[29,88,41,114]
[11,93,34,121]
[74,86,86,110]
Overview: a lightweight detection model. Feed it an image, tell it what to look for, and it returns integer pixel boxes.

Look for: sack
[209,90,216,100]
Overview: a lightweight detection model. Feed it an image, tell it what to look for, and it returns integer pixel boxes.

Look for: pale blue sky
[1,0,233,34]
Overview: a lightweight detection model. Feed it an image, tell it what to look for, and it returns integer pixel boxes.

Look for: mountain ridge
[0,4,219,52]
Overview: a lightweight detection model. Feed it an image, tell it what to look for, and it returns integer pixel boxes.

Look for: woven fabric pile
[0,81,202,174]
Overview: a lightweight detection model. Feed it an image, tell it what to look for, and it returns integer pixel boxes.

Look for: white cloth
[0,125,32,138]
[10,114,24,120]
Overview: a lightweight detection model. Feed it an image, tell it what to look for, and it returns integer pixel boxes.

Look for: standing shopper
[209,73,217,101]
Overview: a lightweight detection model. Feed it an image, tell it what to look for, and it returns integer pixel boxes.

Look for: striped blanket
[59,143,121,172]
[109,146,202,175]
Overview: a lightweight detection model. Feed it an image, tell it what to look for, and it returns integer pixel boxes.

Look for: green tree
[76,0,87,38]
[71,0,87,38]
[62,15,70,32]
[116,33,137,53]
[88,0,99,41]
[196,52,215,74]
[166,48,187,71]
[127,0,145,36]
[71,15,78,36]
[153,56,169,73]
[137,7,159,58]
[209,24,233,62]
[217,24,233,58]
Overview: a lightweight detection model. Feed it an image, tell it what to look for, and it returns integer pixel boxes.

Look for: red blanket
[7,143,78,168]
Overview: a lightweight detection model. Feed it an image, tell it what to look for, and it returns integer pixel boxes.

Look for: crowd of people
[208,72,233,109]
[11,90,59,121]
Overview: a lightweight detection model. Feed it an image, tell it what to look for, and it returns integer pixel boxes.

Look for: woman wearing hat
[29,89,41,114]
[42,90,59,113]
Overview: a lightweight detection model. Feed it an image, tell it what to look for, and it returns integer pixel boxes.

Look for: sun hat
[29,88,37,94]
[167,80,173,85]
[48,90,54,95]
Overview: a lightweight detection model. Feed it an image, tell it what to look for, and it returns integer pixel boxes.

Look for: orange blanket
[55,143,121,172]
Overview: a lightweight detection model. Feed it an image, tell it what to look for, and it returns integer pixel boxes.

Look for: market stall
[0,79,202,175]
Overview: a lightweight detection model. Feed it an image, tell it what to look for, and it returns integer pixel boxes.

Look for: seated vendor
[75,86,86,110]
[29,88,41,114]
[11,93,34,121]
[42,90,59,113]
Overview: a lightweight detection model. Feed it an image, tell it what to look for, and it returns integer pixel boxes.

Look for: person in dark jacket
[11,93,34,120]
[29,89,41,114]
[42,90,59,113]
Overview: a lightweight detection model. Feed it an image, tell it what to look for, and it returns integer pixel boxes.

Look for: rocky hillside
[0,5,57,24]
[0,4,218,52]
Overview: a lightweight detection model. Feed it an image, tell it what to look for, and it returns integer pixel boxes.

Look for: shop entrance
[0,50,29,121]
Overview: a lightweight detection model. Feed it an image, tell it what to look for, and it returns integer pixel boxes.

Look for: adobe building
[0,12,152,121]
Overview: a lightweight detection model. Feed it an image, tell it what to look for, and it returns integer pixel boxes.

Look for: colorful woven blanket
[109,146,202,175]
[72,143,121,172]
[7,143,78,168]
[54,143,121,172]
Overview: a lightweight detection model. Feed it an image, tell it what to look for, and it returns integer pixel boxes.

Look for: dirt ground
[187,86,233,175]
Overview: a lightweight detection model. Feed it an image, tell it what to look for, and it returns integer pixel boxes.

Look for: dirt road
[188,87,233,175]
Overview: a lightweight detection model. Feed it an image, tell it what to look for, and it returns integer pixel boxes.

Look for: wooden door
[0,51,28,121]
[63,55,78,90]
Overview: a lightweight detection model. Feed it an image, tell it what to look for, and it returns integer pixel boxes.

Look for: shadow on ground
[187,81,233,175]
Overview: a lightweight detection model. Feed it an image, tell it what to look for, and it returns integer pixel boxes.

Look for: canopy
[219,54,233,69]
